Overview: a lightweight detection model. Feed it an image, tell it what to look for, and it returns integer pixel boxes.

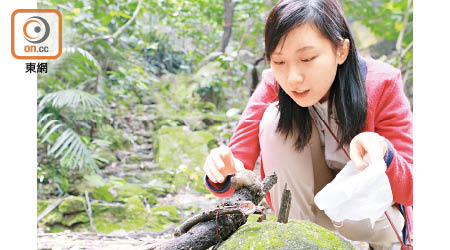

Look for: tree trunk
[220,0,236,53]
[250,55,266,96]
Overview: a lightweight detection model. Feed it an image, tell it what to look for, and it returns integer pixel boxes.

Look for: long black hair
[264,0,367,150]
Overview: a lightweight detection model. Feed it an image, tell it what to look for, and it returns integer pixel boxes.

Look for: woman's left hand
[349,132,387,170]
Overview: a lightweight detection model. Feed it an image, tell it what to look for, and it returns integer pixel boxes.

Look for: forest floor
[37,188,380,250]
[37,105,401,250]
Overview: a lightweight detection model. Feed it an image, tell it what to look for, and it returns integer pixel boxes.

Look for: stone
[218,219,355,250]
[153,126,217,193]
[61,212,90,227]
[59,196,86,214]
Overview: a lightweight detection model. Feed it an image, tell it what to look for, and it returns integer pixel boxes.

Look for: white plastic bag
[314,157,393,228]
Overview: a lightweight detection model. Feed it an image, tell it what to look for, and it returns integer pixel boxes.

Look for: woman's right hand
[203,145,245,183]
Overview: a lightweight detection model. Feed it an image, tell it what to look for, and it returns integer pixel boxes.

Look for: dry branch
[149,171,277,250]
[174,201,265,236]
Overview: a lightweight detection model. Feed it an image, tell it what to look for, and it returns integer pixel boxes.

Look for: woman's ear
[336,38,350,65]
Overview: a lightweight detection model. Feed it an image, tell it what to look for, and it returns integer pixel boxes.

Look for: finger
[205,155,224,183]
[208,157,226,183]
[204,166,216,183]
[219,145,236,174]
[204,159,217,183]
[350,138,368,170]
[210,149,226,174]
[208,154,227,183]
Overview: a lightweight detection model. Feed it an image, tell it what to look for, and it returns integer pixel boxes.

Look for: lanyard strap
[311,105,411,248]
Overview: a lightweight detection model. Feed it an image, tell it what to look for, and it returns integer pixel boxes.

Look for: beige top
[309,101,349,173]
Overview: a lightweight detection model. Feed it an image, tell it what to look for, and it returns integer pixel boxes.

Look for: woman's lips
[292,90,309,98]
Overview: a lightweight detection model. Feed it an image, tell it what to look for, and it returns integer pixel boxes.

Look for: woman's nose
[287,68,304,86]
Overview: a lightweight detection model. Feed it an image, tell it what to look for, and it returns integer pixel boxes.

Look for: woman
[203,0,413,249]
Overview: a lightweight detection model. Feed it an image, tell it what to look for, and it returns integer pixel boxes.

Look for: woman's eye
[273,61,285,65]
[302,56,316,62]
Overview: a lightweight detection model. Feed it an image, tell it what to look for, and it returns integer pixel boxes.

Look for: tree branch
[74,0,143,48]
[396,0,412,53]
[174,201,265,237]
[400,41,413,60]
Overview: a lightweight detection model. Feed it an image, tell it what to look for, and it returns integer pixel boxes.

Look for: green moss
[247,213,277,223]
[154,126,216,193]
[94,216,123,233]
[37,200,52,215]
[40,196,171,234]
[59,196,86,214]
[43,212,64,225]
[116,183,145,201]
[218,220,354,250]
[62,212,90,227]
[144,192,158,205]
[122,195,163,231]
[92,185,115,202]
[47,224,68,233]
[72,223,89,232]
[129,155,143,163]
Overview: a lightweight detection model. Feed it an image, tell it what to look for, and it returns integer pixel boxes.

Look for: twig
[84,191,97,232]
[259,172,278,201]
[174,202,264,236]
[37,197,65,223]
[277,183,291,224]
[74,0,143,48]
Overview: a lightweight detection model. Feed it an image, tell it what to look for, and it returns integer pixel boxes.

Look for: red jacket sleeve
[204,69,279,197]
[374,69,413,206]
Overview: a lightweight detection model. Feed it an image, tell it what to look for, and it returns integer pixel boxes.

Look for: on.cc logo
[23,16,50,44]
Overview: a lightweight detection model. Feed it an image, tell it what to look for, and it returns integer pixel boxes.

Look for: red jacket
[205,56,413,228]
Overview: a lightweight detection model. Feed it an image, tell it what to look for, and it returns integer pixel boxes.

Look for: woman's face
[270,23,349,107]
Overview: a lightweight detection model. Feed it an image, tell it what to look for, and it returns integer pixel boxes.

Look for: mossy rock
[121,195,163,231]
[218,220,355,250]
[59,196,86,214]
[92,185,115,202]
[154,126,217,193]
[37,200,52,215]
[43,212,64,226]
[116,183,144,200]
[115,183,158,205]
[40,196,170,234]
[61,212,90,227]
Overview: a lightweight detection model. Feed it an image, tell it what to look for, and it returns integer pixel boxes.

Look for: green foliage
[342,0,413,100]
[37,0,413,236]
